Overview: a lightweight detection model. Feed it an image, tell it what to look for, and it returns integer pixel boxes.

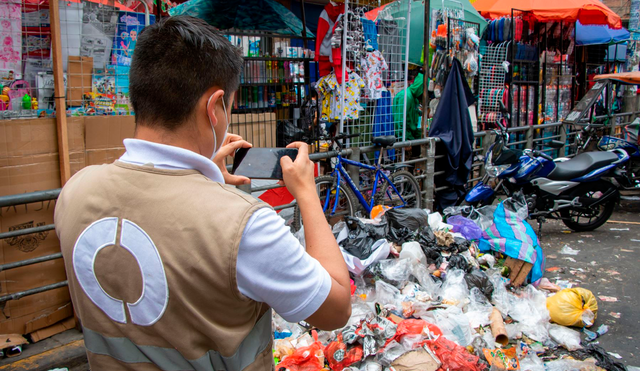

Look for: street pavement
[540,200,640,367]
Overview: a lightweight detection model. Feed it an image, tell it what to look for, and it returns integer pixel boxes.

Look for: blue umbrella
[169,0,314,37]
[576,21,629,46]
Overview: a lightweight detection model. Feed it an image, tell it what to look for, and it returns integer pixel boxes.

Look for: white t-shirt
[119,139,331,322]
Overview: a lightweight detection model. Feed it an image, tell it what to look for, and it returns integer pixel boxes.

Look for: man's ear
[205,89,225,127]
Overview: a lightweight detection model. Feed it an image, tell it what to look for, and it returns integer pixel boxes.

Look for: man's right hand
[280,142,317,202]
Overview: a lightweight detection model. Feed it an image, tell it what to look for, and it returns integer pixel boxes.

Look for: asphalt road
[540,200,640,367]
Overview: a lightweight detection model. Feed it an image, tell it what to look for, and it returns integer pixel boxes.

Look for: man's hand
[280,142,317,202]
[213,134,252,186]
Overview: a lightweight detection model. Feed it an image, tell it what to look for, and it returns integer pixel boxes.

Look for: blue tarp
[576,21,629,46]
[478,199,546,285]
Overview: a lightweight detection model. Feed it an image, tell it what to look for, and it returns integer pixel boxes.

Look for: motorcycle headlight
[486,163,510,177]
[485,146,509,177]
[603,143,616,150]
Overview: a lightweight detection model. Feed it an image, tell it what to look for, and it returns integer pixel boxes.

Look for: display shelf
[240,82,306,87]
[244,57,313,62]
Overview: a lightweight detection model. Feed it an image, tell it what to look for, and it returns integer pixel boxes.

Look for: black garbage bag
[448,254,470,272]
[387,226,414,245]
[340,216,388,260]
[575,344,627,371]
[450,237,471,254]
[417,225,437,248]
[423,246,444,267]
[385,208,429,231]
[465,269,494,299]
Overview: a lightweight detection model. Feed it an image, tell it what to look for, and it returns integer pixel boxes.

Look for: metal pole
[0,253,63,272]
[422,0,431,138]
[0,189,61,208]
[0,224,55,241]
[0,281,68,303]
[339,0,349,136]
[401,0,412,162]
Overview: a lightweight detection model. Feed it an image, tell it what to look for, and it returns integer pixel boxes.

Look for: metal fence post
[559,124,567,157]
[348,147,360,185]
[526,125,534,149]
[423,138,437,211]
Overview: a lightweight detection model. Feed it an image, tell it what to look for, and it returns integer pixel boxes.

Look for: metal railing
[0,189,67,303]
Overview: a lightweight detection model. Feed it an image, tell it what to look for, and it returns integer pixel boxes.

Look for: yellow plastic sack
[547,288,598,328]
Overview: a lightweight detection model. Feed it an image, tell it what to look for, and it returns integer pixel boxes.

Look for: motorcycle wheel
[560,180,618,232]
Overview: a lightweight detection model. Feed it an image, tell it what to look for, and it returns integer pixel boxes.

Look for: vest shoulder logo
[72,217,169,326]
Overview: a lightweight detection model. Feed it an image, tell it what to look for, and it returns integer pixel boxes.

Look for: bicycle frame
[324,154,406,216]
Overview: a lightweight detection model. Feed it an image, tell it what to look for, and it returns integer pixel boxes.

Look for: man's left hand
[213,134,252,186]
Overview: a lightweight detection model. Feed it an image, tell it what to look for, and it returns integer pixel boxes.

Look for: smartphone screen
[232,148,298,179]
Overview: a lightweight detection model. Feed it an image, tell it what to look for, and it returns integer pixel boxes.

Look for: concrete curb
[0,340,87,371]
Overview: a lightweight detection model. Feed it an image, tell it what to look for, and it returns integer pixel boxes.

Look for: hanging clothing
[393,73,424,142]
[330,11,364,83]
[377,19,402,82]
[361,50,388,99]
[316,71,365,121]
[315,2,344,78]
[429,59,476,209]
[361,17,378,50]
[374,91,395,161]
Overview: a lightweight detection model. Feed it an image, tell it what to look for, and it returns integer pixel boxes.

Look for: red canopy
[24,0,136,12]
[472,0,622,29]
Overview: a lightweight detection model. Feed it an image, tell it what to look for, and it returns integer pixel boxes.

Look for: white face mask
[207,93,230,160]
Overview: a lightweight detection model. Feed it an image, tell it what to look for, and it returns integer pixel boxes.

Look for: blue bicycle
[293,133,422,230]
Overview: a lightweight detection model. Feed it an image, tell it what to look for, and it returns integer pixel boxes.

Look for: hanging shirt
[316,71,365,121]
[362,50,388,100]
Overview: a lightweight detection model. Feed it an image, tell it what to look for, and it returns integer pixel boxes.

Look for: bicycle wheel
[292,176,358,232]
[377,170,423,209]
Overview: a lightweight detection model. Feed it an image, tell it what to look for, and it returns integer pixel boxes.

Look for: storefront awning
[594,71,640,85]
[576,21,629,46]
[472,0,622,29]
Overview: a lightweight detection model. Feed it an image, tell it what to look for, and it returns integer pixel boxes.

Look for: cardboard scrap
[391,347,441,371]
[29,316,76,343]
[504,257,533,287]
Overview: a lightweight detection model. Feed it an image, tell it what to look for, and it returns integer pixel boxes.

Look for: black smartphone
[232,148,298,179]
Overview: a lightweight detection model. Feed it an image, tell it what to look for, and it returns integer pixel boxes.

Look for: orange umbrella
[472,0,621,29]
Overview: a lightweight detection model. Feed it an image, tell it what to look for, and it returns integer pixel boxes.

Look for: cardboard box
[229,113,276,148]
[29,315,75,343]
[67,56,93,105]
[0,115,135,336]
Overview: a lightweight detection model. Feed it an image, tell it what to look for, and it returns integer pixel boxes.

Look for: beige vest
[55,161,274,371]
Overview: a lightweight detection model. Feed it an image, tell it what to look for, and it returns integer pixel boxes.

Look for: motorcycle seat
[547,151,619,181]
[372,135,396,147]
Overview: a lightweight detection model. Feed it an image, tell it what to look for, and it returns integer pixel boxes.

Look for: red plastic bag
[276,331,325,371]
[426,336,487,371]
[325,334,363,371]
[386,319,443,348]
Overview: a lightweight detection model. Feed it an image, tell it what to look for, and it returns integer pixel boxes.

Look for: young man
[55,16,351,371]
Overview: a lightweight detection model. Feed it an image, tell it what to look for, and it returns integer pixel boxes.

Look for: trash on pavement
[273,201,626,371]
[559,245,580,255]
[598,295,618,302]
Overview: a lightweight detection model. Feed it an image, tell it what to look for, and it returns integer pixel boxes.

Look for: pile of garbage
[275,195,627,371]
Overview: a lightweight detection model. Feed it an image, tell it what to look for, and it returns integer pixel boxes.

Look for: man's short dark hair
[129,16,243,130]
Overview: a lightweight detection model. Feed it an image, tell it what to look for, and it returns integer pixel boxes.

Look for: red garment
[315,2,344,78]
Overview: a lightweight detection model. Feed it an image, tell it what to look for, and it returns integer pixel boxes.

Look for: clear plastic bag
[441,269,469,306]
[464,287,494,328]
[410,263,442,299]
[549,324,583,351]
[377,258,413,288]
[518,352,545,371]
[432,306,473,346]
[374,280,401,307]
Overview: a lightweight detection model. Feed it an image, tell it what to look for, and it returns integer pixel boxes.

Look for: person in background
[55,15,351,371]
